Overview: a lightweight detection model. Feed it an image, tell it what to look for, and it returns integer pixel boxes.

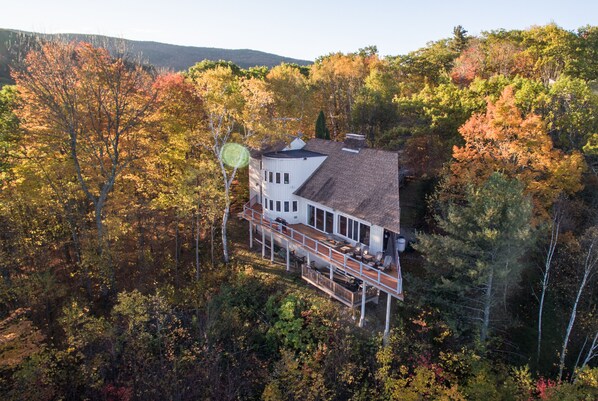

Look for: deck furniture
[380,255,393,271]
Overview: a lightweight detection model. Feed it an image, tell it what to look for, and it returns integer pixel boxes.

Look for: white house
[242,133,402,333]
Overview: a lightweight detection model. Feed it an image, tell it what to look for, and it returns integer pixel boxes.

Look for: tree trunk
[175,222,180,290]
[538,215,560,365]
[195,213,200,281]
[559,260,592,381]
[221,202,230,264]
[480,267,494,343]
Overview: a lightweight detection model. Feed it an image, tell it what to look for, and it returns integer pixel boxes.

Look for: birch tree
[536,203,563,364]
[558,226,598,381]
[190,66,274,263]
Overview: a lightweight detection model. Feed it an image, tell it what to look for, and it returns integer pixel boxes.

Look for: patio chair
[368,252,384,267]
[380,255,393,271]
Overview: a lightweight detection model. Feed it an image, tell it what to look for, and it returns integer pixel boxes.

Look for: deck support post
[359,283,367,328]
[270,231,274,262]
[261,227,265,258]
[249,222,253,249]
[286,241,290,271]
[329,265,334,280]
[307,252,310,266]
[384,292,392,343]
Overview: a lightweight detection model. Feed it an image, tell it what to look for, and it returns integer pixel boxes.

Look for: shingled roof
[295,138,401,233]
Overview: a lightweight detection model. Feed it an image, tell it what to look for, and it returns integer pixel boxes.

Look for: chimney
[343,133,366,152]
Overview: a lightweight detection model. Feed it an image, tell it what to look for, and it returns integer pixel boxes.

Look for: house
[241,133,403,334]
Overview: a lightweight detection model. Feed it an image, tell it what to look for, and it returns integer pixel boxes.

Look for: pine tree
[415,173,533,344]
[315,110,330,140]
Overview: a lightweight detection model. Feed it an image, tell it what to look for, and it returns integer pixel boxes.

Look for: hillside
[0,28,312,85]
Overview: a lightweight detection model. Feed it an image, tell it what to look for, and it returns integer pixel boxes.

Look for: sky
[1,0,597,61]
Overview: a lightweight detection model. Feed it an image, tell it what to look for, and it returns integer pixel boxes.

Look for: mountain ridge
[0,28,312,85]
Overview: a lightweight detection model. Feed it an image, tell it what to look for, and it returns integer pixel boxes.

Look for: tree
[13,40,158,289]
[537,203,563,365]
[450,86,585,220]
[266,64,314,135]
[314,110,330,139]
[190,66,275,263]
[416,173,533,344]
[558,226,598,381]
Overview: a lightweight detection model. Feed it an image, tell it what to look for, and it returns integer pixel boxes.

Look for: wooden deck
[242,201,403,300]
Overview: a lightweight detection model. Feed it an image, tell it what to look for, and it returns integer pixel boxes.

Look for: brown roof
[295,139,401,233]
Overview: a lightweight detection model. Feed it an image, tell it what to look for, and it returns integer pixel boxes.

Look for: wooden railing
[302,265,357,305]
[243,201,403,297]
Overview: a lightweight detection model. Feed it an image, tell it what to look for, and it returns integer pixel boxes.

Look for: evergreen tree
[315,110,330,140]
[415,173,533,344]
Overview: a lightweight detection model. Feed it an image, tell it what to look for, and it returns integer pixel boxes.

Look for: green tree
[416,173,533,344]
[314,110,330,140]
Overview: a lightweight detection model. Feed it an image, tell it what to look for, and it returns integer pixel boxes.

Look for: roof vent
[343,133,366,152]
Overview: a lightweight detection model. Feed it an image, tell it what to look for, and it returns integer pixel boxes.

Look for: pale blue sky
[1,0,597,61]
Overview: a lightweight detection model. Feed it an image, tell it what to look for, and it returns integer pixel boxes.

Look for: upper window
[264,170,267,181]
[276,172,281,184]
[284,201,289,212]
[269,172,273,183]
[284,173,290,184]
[292,201,298,212]
[276,201,281,212]
[264,197,268,209]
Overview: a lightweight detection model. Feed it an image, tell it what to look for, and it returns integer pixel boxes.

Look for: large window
[337,215,370,245]
[307,204,333,233]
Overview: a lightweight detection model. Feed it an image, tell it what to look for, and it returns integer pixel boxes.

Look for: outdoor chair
[380,255,393,271]
[368,252,384,267]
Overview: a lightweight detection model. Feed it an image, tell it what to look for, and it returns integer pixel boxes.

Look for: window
[339,215,347,237]
[264,197,268,209]
[284,201,289,212]
[269,200,273,210]
[316,208,324,231]
[276,172,281,184]
[359,223,370,246]
[284,173,289,184]
[325,211,334,234]
[276,201,281,212]
[308,205,315,227]
[292,201,298,212]
[307,204,334,233]
[337,214,370,245]
[264,170,267,181]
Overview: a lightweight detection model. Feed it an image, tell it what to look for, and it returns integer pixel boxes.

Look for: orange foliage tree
[13,40,158,288]
[450,86,585,219]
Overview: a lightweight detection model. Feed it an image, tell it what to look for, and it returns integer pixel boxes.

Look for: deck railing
[243,201,403,297]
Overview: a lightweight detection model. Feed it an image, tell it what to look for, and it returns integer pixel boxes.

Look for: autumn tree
[13,40,158,289]
[189,66,275,263]
[310,52,370,139]
[266,63,314,135]
[450,86,585,219]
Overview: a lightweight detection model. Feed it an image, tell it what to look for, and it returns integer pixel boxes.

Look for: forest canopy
[0,23,597,400]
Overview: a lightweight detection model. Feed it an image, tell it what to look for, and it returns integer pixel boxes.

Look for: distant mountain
[0,28,312,85]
